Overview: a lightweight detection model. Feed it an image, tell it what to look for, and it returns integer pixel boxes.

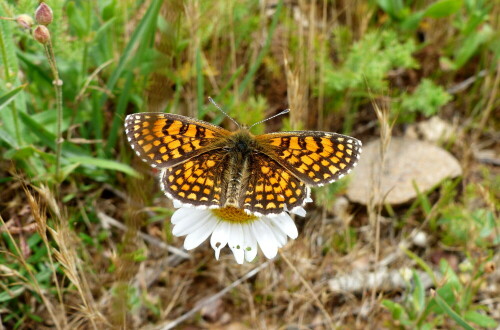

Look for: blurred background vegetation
[0,0,499,328]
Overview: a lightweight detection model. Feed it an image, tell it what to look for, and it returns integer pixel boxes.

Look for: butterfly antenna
[249,109,290,130]
[208,97,241,128]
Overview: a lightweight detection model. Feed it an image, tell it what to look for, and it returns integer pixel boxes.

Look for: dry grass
[0,1,499,329]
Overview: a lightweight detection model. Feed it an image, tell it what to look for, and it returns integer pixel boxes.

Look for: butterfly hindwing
[240,153,310,215]
[160,150,229,208]
[124,113,230,168]
[256,131,362,186]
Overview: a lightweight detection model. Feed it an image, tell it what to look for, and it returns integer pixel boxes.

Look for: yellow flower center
[211,206,258,223]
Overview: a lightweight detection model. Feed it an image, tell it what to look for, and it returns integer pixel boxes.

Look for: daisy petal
[243,225,258,262]
[266,218,288,247]
[173,199,183,208]
[251,220,278,259]
[290,206,306,217]
[228,224,245,264]
[171,207,194,225]
[183,215,218,250]
[172,210,210,237]
[210,221,229,260]
[272,214,298,239]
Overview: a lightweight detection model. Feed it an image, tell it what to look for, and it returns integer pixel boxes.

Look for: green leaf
[464,310,498,328]
[401,11,425,31]
[66,156,141,178]
[403,247,437,285]
[454,24,493,69]
[412,270,425,313]
[433,291,474,330]
[3,145,37,159]
[440,259,462,291]
[0,127,17,147]
[0,286,25,303]
[413,181,432,215]
[437,283,457,307]
[18,111,86,157]
[424,0,463,18]
[382,300,405,320]
[377,0,407,20]
[0,84,27,112]
[60,162,82,182]
[66,1,89,37]
[400,79,452,116]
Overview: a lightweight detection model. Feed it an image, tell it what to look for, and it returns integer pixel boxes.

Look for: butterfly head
[223,129,256,154]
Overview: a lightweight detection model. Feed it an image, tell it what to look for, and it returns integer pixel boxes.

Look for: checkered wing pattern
[160,150,229,208]
[124,113,230,168]
[256,131,362,186]
[242,154,308,215]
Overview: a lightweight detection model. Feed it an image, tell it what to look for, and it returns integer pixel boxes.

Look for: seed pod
[33,25,50,44]
[16,14,34,29]
[35,2,53,26]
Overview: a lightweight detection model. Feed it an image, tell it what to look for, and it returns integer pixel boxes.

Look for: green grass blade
[217,65,244,98]
[0,127,16,147]
[433,291,474,330]
[66,156,141,178]
[102,0,163,156]
[464,310,498,328]
[402,247,437,285]
[18,111,86,157]
[237,0,283,96]
[98,0,163,109]
[196,47,204,117]
[0,84,26,111]
[103,70,134,156]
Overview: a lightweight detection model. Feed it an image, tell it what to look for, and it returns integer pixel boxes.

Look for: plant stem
[43,39,63,181]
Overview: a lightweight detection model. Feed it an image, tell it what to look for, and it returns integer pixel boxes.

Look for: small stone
[412,230,428,247]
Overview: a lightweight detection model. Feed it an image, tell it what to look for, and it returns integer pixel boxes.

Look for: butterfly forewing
[160,150,228,208]
[256,131,362,186]
[124,113,230,168]
[241,154,309,215]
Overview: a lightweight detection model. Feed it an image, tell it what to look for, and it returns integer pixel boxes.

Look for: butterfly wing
[124,113,230,168]
[240,153,310,216]
[256,131,362,186]
[160,149,229,208]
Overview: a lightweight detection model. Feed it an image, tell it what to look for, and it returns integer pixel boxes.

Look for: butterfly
[124,101,362,216]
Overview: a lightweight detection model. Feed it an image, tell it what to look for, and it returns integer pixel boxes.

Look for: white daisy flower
[170,205,300,264]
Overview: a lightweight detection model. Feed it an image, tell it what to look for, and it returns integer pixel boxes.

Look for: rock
[412,230,428,247]
[346,137,462,205]
[405,116,455,143]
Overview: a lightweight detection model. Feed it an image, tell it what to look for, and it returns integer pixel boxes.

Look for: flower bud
[33,25,50,44]
[484,261,495,274]
[35,2,53,26]
[16,14,34,29]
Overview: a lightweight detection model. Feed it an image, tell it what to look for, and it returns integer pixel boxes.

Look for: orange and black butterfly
[124,99,362,216]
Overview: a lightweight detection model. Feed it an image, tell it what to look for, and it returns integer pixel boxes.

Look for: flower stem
[43,39,63,181]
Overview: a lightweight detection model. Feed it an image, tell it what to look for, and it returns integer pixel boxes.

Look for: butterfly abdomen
[220,130,256,208]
